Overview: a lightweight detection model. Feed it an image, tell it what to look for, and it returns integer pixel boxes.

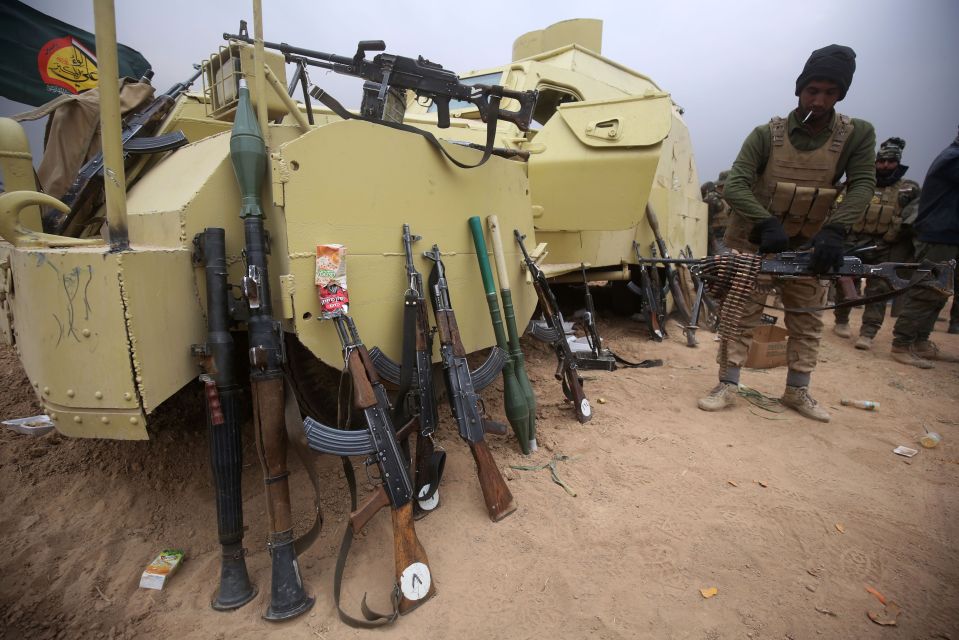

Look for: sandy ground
[1,305,958,640]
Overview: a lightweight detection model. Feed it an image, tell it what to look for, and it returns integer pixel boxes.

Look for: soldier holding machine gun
[697,44,877,423]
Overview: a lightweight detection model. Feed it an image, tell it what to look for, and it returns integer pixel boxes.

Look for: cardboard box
[745,325,788,369]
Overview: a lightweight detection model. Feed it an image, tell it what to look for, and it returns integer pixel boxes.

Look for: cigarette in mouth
[802,111,813,124]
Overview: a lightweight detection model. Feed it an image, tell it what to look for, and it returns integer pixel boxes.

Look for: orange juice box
[139,549,185,590]
[315,244,349,318]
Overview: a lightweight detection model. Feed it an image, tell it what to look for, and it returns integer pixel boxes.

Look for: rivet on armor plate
[82,329,91,337]
[43,386,50,395]
[73,416,82,423]
[129,417,139,425]
[123,392,132,400]
[66,389,75,397]
[94,391,103,399]
[101,416,110,424]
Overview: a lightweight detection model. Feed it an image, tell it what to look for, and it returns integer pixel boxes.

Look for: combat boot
[891,345,934,369]
[833,323,852,338]
[780,386,830,422]
[697,382,738,411]
[914,340,959,363]
[854,335,873,351]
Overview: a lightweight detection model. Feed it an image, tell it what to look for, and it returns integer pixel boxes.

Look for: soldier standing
[889,129,959,368]
[702,170,731,254]
[698,44,876,422]
[833,137,920,349]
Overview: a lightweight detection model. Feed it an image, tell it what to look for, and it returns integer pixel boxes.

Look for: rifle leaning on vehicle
[368,224,447,519]
[304,313,436,626]
[52,65,203,236]
[644,203,692,323]
[629,241,667,341]
[515,231,592,424]
[424,244,517,522]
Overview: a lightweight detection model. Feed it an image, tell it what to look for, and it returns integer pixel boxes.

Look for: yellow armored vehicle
[0,17,705,440]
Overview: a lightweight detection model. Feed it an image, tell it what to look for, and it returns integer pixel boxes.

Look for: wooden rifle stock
[392,502,436,614]
[350,484,391,532]
[468,440,516,522]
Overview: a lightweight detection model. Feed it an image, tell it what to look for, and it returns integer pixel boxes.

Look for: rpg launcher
[303,313,436,625]
[368,224,447,519]
[223,28,537,130]
[515,231,592,424]
[423,244,517,522]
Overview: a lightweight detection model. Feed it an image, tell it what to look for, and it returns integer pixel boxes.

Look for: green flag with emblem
[0,0,151,106]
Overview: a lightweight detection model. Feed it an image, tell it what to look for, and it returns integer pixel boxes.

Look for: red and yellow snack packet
[315,244,349,318]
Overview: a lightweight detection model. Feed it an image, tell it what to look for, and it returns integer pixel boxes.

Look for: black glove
[810,224,847,274]
[748,217,790,253]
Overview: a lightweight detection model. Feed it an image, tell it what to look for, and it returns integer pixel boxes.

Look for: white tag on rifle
[400,562,432,601]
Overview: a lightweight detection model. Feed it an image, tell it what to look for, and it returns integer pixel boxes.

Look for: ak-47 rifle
[368,224,446,519]
[574,263,617,371]
[224,30,535,129]
[636,252,956,310]
[645,203,692,322]
[423,244,517,522]
[304,313,436,625]
[52,64,203,236]
[515,231,592,424]
[629,241,666,341]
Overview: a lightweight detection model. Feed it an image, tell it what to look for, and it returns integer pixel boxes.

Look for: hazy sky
[2,0,957,186]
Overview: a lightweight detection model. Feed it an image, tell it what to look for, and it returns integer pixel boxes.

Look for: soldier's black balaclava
[795,44,857,100]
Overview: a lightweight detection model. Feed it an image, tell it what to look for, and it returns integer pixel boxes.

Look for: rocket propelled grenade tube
[486,215,537,451]
[468,216,530,454]
[231,79,313,622]
[192,228,257,611]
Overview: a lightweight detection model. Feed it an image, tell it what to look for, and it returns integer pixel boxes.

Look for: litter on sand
[893,446,918,458]
[2,415,55,436]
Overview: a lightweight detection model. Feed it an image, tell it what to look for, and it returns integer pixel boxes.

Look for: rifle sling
[281,377,323,557]
[310,83,498,169]
[392,292,418,425]
[609,351,663,368]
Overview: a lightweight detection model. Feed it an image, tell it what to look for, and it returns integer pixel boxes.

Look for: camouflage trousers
[833,237,913,337]
[722,274,828,373]
[891,241,959,347]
